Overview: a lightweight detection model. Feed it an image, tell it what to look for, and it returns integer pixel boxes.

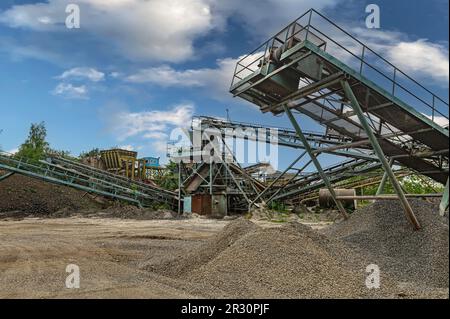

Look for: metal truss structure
[0,153,178,209]
[230,9,449,228]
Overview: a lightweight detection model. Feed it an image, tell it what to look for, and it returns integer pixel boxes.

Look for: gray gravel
[151,219,399,298]
[322,199,449,289]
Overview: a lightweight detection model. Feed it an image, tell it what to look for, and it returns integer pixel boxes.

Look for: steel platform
[230,9,449,185]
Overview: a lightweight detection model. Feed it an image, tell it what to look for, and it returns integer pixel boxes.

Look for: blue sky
[0,0,448,170]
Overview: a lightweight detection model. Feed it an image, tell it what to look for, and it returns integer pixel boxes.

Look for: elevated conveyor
[0,153,178,209]
[230,9,448,185]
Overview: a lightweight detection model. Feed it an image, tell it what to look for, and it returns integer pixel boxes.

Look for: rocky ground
[0,175,448,298]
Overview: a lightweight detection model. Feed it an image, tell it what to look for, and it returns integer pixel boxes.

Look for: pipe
[336,194,443,200]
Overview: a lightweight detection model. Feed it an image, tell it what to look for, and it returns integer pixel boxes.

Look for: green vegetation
[14,122,72,162]
[16,122,49,162]
[154,161,179,191]
[80,148,101,159]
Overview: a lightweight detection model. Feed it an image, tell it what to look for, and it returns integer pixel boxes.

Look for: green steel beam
[440,178,449,216]
[376,158,394,195]
[0,163,142,206]
[0,171,15,182]
[282,104,349,219]
[341,80,421,230]
[305,41,449,138]
[266,159,313,205]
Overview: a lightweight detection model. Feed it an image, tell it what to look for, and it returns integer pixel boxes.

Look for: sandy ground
[0,217,232,298]
[0,215,364,299]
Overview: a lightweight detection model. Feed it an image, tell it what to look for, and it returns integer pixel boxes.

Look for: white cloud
[126,53,261,101]
[143,132,169,140]
[212,0,339,38]
[0,0,341,63]
[56,67,105,82]
[423,114,449,128]
[118,144,135,151]
[109,72,121,79]
[152,140,170,153]
[387,40,449,83]
[108,103,194,141]
[334,27,449,85]
[0,0,217,62]
[51,83,88,99]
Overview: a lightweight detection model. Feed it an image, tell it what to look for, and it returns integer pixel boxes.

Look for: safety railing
[231,8,449,127]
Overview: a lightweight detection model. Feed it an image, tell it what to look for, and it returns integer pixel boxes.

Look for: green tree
[79,148,101,159]
[16,122,49,162]
[154,161,179,191]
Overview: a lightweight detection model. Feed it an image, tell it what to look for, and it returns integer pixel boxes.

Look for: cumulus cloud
[118,144,135,151]
[56,67,105,82]
[0,0,217,62]
[51,83,88,99]
[125,53,263,102]
[0,0,340,63]
[387,40,449,83]
[331,27,449,85]
[104,103,194,159]
[107,103,194,141]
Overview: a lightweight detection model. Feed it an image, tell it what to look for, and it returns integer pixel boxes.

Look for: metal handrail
[231,8,449,125]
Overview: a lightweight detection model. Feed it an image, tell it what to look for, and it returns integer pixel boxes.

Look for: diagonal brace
[250,151,307,207]
[341,80,420,230]
[283,104,349,219]
[0,171,15,182]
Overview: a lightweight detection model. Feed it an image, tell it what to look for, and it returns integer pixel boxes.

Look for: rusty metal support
[336,194,442,200]
[283,104,349,219]
[341,80,420,230]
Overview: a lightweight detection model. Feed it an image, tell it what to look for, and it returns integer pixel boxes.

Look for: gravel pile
[322,199,449,288]
[94,205,178,220]
[0,174,103,216]
[147,219,259,276]
[151,219,399,298]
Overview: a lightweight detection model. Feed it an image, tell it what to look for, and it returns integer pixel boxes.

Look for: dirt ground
[0,217,230,298]
[0,213,447,299]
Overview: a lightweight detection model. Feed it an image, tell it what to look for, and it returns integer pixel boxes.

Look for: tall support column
[440,178,449,216]
[283,104,349,219]
[376,158,394,195]
[341,80,420,230]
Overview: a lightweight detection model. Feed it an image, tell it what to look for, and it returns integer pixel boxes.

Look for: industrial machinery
[230,9,449,227]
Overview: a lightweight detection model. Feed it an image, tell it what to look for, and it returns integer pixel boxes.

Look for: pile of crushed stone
[0,173,103,216]
[322,199,449,289]
[50,204,180,220]
[148,219,405,298]
[96,205,179,220]
[145,219,259,276]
